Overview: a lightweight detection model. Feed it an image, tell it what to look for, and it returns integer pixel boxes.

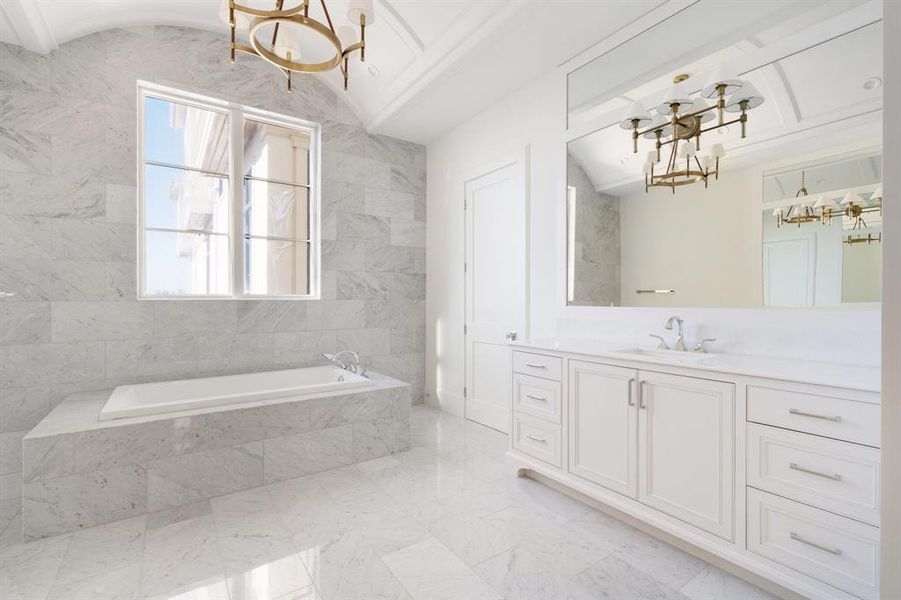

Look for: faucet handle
[649,334,669,350]
[693,338,717,353]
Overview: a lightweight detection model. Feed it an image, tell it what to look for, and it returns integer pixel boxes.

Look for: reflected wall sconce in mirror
[619,71,764,193]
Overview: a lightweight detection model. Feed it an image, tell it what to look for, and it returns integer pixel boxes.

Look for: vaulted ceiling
[0,0,663,143]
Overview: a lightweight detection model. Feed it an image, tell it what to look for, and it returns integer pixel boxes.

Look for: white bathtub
[100,365,373,421]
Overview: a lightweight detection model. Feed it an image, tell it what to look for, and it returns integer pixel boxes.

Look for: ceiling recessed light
[863,77,882,90]
[368,64,380,78]
[619,157,630,165]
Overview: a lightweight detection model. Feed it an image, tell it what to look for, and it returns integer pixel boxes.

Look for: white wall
[619,167,761,308]
[880,0,900,595]
[425,12,882,418]
[426,70,564,415]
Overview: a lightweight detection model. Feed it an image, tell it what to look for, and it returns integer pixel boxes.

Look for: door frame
[462,146,531,427]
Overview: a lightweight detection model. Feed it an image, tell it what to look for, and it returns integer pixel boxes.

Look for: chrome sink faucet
[322,350,366,376]
[664,316,686,351]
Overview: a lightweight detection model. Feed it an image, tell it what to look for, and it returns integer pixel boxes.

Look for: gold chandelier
[227,0,374,92]
[774,177,883,231]
[619,72,765,193]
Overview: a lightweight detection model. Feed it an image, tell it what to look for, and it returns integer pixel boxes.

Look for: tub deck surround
[21,372,411,540]
[511,338,880,392]
[507,339,881,600]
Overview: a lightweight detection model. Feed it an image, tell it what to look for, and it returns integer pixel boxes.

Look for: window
[138,83,320,298]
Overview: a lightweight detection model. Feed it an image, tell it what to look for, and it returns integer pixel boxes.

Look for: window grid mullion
[138,82,318,300]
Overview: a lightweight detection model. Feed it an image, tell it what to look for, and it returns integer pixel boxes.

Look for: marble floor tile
[571,554,690,600]
[52,515,145,585]
[296,530,412,600]
[0,532,71,600]
[0,406,777,600]
[140,509,223,599]
[482,504,610,578]
[382,536,502,600]
[611,530,708,589]
[47,562,141,600]
[472,545,593,600]
[422,511,515,567]
[680,565,780,600]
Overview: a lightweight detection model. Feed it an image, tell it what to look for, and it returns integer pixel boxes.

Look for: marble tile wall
[0,26,426,546]
[22,381,411,539]
[566,157,621,306]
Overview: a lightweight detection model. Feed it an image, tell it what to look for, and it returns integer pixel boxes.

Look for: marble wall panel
[1,25,426,546]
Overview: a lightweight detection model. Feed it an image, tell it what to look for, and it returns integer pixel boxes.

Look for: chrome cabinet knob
[505,331,518,341]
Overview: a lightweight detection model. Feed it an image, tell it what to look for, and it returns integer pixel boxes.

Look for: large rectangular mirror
[566,1,883,308]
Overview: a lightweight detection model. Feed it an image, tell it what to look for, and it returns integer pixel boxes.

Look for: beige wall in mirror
[565,1,883,309]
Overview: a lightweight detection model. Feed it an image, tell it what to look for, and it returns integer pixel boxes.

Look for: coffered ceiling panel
[2,0,618,143]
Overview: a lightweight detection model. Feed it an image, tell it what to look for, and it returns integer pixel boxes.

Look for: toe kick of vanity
[507,343,880,600]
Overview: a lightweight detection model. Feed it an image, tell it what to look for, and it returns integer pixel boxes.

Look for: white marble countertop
[510,338,881,393]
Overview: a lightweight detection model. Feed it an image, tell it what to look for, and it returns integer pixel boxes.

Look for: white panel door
[763,234,815,306]
[464,160,526,433]
[568,361,638,497]
[638,371,735,540]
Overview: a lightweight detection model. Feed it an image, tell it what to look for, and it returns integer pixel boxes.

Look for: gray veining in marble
[1,406,780,600]
[20,376,410,539]
[1,26,426,546]
[567,155,621,307]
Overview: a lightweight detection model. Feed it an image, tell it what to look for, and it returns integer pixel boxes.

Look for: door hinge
[464,386,467,398]
[464,262,467,273]
[463,324,467,335]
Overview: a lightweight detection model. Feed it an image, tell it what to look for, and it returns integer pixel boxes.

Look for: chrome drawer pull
[789,462,842,481]
[790,532,843,556]
[789,408,842,422]
[524,394,547,402]
[627,378,636,407]
[524,363,547,369]
[526,434,547,444]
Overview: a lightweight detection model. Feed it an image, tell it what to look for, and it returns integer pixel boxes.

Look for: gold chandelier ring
[248,15,343,73]
[652,170,707,186]
[232,1,307,19]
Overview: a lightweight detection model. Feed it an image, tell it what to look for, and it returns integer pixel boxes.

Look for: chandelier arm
[271,0,285,49]
[341,41,365,58]
[232,42,259,56]
[319,0,336,33]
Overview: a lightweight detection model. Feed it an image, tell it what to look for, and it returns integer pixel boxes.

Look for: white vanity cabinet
[637,372,735,540]
[567,362,734,539]
[568,361,638,497]
[508,342,881,600]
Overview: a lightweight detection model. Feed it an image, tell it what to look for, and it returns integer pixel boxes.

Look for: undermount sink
[613,347,718,363]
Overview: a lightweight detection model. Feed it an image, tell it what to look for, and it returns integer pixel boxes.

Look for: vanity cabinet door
[637,371,735,540]
[568,361,638,498]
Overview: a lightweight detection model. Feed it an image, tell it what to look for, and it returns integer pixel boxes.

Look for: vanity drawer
[513,373,561,423]
[747,386,880,447]
[747,488,879,600]
[747,424,880,525]
[512,414,562,468]
[512,351,562,381]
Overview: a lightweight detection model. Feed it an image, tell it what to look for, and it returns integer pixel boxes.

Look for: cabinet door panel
[568,361,638,498]
[638,371,734,540]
